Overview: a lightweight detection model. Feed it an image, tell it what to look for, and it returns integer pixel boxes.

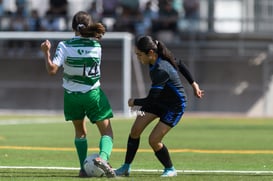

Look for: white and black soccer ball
[83,153,104,177]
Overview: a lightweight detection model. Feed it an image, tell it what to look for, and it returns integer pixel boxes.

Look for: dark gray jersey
[134,58,187,108]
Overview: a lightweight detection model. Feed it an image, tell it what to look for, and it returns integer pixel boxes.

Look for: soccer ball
[83,153,105,177]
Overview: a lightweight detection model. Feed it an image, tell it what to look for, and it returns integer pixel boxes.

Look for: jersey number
[83,62,99,77]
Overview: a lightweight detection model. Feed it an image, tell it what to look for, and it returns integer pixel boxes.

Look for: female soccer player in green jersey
[40,11,115,178]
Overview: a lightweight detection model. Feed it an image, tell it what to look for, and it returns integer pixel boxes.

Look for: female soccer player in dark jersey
[40,11,115,178]
[115,35,204,177]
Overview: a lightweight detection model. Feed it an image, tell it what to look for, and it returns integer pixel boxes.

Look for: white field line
[0,166,273,175]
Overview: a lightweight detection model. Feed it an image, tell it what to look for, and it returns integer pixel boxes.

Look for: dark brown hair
[72,11,105,39]
[135,35,178,69]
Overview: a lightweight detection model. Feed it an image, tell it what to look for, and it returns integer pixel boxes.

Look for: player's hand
[40,40,51,53]
[128,98,135,107]
[192,82,204,98]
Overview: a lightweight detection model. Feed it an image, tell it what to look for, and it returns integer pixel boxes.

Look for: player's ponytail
[79,23,105,39]
[136,36,195,84]
[72,11,105,39]
[156,40,177,69]
[156,40,195,82]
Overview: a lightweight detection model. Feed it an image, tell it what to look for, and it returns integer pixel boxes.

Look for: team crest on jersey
[77,49,92,55]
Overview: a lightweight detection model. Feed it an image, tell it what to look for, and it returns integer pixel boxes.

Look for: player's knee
[75,131,87,138]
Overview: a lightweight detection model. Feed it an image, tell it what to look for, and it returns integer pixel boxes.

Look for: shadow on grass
[0,169,77,178]
[1,169,273,181]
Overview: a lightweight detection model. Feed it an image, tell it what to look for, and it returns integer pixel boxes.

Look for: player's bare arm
[191,81,204,98]
[40,40,59,75]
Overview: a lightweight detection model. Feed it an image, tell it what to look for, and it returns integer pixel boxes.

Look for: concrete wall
[0,35,272,116]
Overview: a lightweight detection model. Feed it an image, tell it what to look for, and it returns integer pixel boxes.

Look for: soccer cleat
[161,167,177,177]
[93,157,116,178]
[78,169,88,177]
[114,164,130,176]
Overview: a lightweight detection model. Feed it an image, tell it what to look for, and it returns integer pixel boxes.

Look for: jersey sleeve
[177,59,194,84]
[52,42,66,67]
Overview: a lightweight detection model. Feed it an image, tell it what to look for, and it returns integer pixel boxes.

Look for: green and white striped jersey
[53,36,102,93]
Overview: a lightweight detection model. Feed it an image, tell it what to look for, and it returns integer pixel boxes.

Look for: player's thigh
[85,88,113,123]
[64,91,85,121]
[130,112,157,138]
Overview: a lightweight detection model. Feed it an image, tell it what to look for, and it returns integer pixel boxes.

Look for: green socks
[99,135,113,161]
[74,138,88,170]
[74,135,113,169]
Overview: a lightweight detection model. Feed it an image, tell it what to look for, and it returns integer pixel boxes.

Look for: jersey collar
[72,36,97,40]
[149,57,161,71]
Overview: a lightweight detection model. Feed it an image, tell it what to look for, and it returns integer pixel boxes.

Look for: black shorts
[140,102,186,127]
